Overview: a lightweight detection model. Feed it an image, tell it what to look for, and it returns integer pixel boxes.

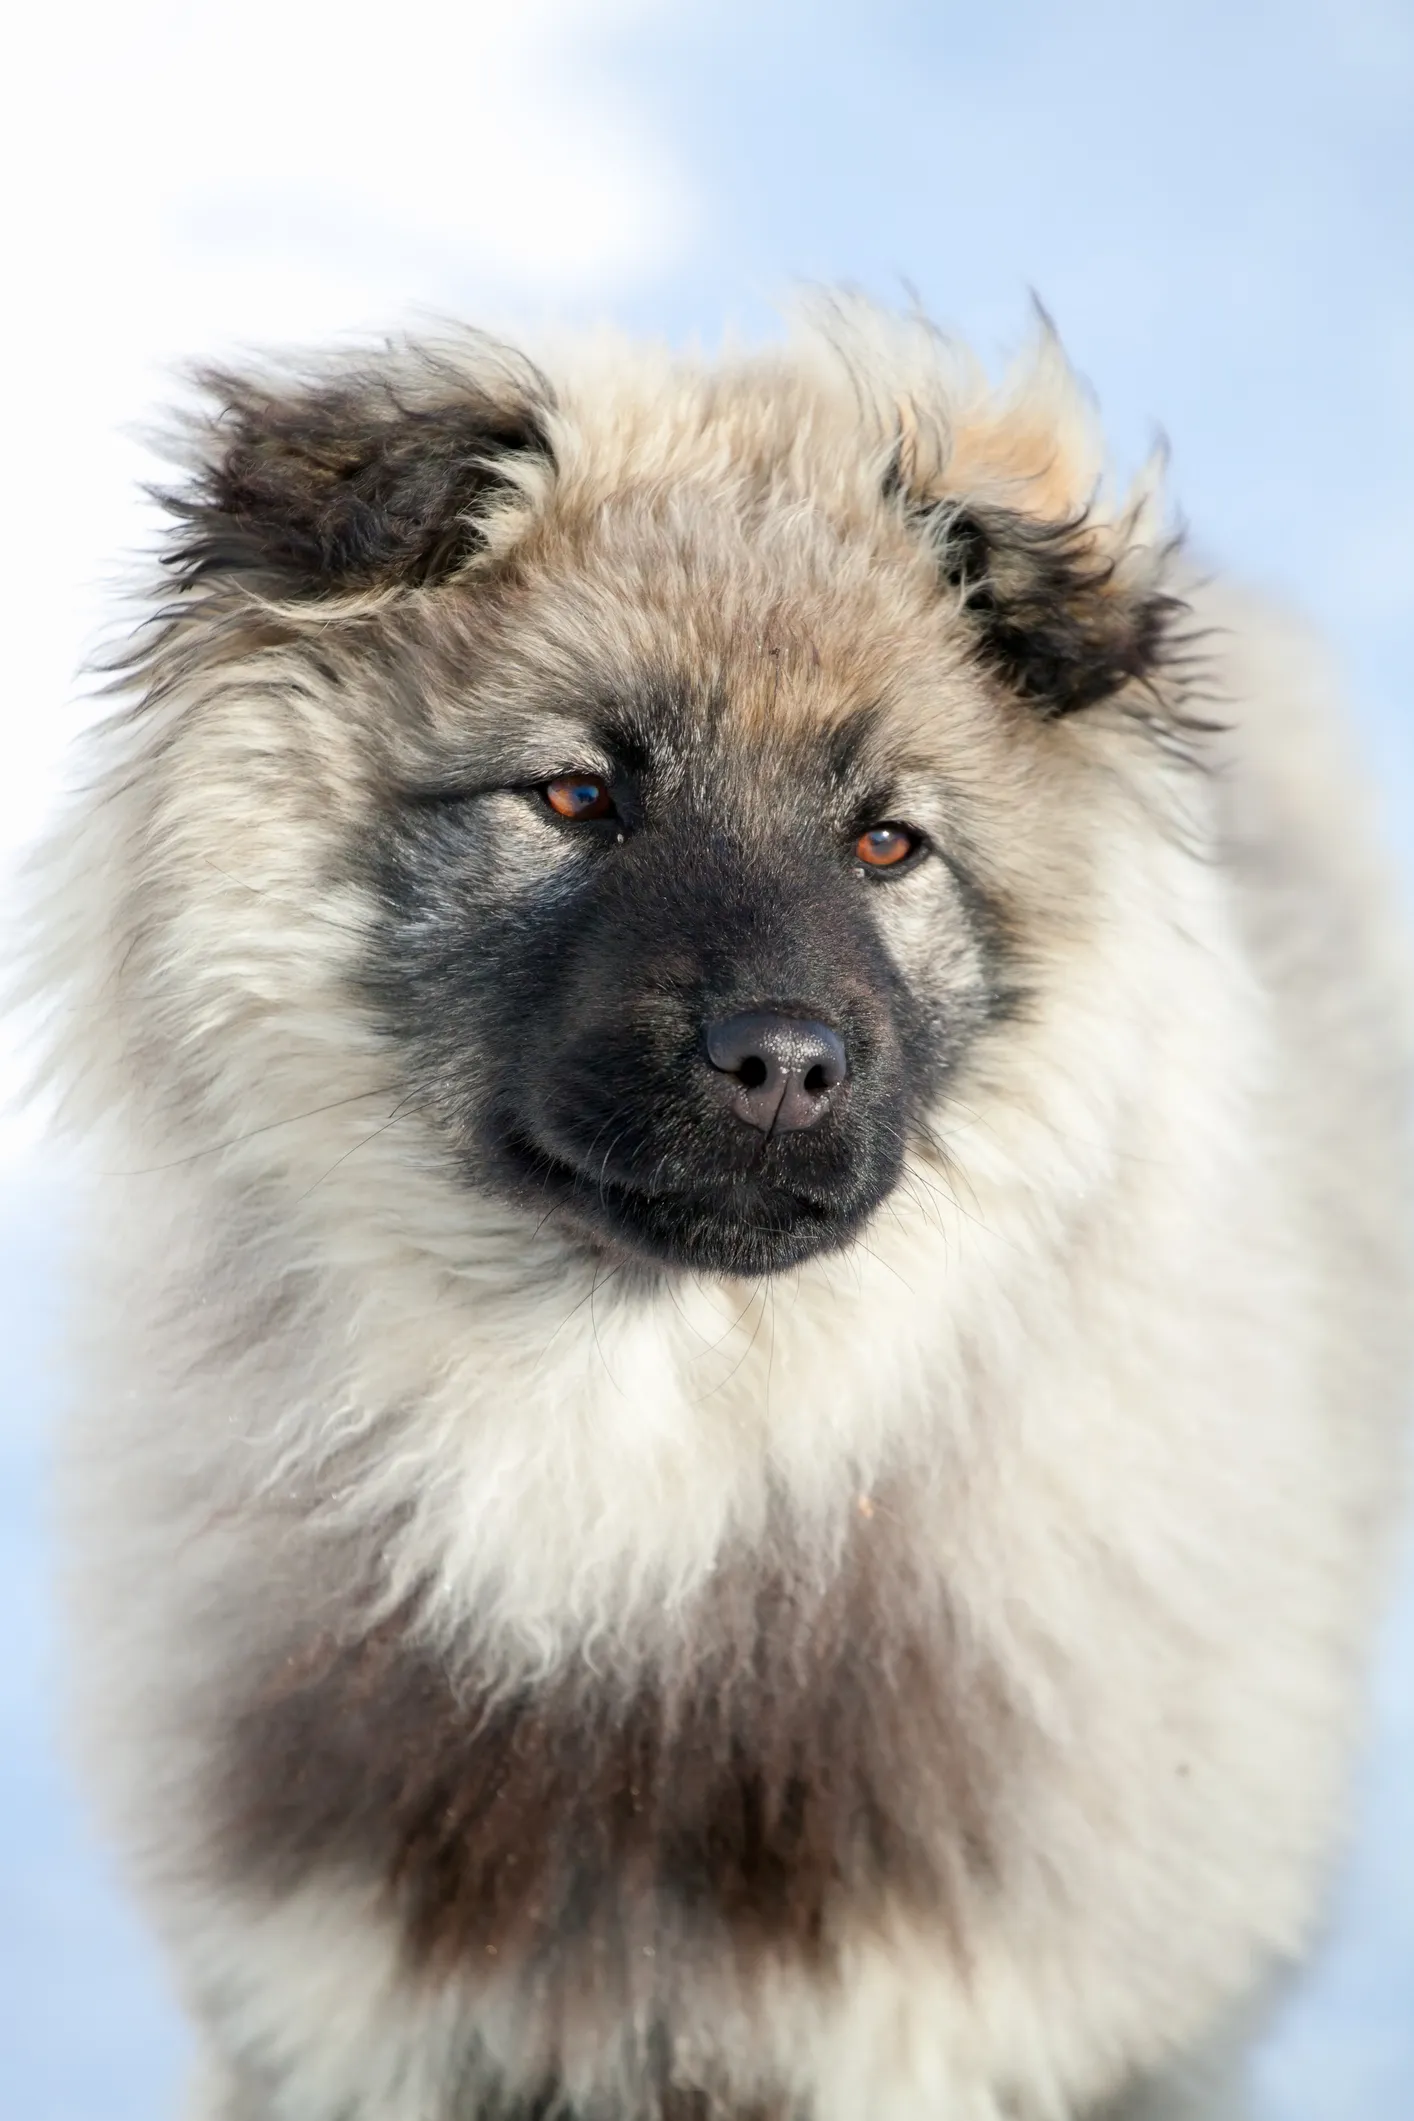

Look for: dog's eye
[543,775,618,822]
[855,824,920,870]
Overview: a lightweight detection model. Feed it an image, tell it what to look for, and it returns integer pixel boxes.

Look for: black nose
[705,1011,849,1134]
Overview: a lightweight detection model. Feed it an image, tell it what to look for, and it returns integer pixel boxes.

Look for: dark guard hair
[153,328,1190,736]
[158,342,556,596]
[214,1520,1013,2017]
[929,501,1186,718]
[882,429,1186,721]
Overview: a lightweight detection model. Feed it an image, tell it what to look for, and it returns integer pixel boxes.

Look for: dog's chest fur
[213,1516,1012,2001]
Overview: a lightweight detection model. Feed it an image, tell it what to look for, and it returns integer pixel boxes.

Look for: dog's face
[369,635,984,1277]
[105,317,1187,1280]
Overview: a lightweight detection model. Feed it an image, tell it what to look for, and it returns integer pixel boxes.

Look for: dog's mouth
[493,1125,864,1275]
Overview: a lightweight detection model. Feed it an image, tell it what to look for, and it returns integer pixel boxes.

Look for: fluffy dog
[28,303,1410,2119]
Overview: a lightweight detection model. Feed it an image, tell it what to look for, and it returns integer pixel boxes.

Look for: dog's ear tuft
[928,499,1182,718]
[162,347,556,599]
[879,325,1184,718]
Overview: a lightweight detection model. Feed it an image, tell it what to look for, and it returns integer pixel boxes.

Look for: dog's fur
[25,303,1411,2120]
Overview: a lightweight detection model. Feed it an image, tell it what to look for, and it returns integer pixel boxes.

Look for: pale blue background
[2,3,1410,2114]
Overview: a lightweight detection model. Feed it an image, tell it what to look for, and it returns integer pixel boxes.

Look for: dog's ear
[162,346,555,599]
[918,497,1180,718]
[884,355,1182,720]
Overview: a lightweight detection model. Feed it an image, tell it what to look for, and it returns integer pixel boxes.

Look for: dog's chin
[490,1127,876,1276]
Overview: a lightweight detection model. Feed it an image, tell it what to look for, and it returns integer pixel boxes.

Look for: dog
[26,301,1411,2119]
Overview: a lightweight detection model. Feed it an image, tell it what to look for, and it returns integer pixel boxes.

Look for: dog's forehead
[547,351,887,509]
[491,473,976,787]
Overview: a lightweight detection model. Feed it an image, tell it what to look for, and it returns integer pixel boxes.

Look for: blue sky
[1,4,1410,2114]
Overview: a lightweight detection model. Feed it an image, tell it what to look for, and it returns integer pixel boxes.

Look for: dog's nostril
[704,1011,849,1134]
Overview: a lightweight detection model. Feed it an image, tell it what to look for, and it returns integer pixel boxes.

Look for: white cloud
[166,0,688,292]
[10,0,688,310]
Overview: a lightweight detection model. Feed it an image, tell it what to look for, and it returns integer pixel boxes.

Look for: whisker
[690,1279,766,1356]
[534,1263,623,1374]
[688,1280,769,1405]
[106,1088,405,1175]
[852,1236,915,1296]
[588,1260,627,1398]
[293,1094,419,1204]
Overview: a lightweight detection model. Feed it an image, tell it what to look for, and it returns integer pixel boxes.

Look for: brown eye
[854,823,919,870]
[544,775,618,822]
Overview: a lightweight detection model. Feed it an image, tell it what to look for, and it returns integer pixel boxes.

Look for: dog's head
[67,311,1194,1279]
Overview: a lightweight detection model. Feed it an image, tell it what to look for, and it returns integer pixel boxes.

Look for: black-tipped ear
[922,499,1181,719]
[163,352,555,598]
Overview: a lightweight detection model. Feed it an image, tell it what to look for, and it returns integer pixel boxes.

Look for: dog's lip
[499,1125,836,1220]
[489,1120,888,1273]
